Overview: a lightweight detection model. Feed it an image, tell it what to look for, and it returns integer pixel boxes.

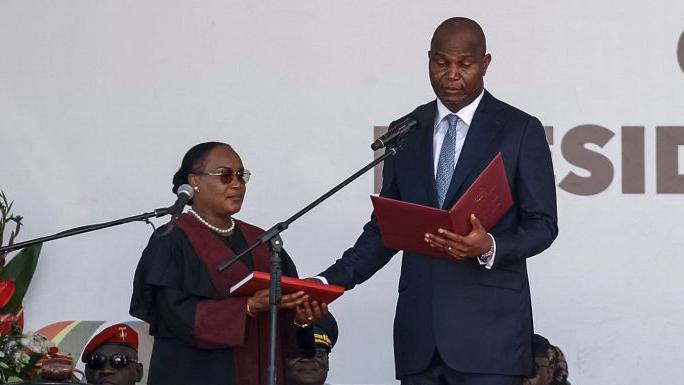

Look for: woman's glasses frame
[192,169,251,184]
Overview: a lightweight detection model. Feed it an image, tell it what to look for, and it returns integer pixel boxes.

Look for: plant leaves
[0,243,41,315]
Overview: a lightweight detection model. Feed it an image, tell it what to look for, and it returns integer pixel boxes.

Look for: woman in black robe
[130,142,325,385]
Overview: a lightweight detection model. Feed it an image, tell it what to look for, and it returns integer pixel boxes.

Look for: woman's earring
[193,186,199,193]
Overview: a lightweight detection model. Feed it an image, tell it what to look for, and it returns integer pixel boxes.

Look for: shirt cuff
[312,276,328,285]
[477,233,496,269]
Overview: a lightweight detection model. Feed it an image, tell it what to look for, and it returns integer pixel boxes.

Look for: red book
[230,271,345,305]
[371,153,513,260]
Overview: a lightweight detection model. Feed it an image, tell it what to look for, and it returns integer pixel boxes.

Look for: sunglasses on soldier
[86,352,137,370]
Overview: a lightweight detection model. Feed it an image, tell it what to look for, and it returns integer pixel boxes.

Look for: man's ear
[135,363,144,382]
[481,53,492,76]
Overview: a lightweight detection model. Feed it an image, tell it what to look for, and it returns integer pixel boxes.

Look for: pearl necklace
[188,209,235,234]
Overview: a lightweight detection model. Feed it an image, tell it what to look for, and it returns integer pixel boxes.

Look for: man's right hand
[295,300,329,326]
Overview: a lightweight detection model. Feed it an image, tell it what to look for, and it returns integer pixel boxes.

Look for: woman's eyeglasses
[192,169,251,184]
[86,353,137,370]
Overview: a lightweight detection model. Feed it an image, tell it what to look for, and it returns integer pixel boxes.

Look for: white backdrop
[2,1,684,384]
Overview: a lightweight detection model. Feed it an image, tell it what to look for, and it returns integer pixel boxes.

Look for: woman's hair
[172,142,232,194]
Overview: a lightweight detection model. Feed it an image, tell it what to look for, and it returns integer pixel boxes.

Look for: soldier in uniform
[286,313,338,385]
[82,323,144,385]
[523,334,570,385]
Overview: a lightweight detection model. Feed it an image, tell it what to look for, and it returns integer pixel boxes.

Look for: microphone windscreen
[177,184,195,199]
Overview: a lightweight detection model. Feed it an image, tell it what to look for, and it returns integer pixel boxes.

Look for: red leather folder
[230,271,345,305]
[371,153,513,260]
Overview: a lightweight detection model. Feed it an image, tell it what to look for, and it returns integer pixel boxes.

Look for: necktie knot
[447,114,460,129]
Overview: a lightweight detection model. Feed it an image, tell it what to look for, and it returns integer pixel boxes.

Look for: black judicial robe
[130,213,312,385]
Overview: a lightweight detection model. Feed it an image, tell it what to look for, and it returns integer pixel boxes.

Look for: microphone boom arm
[217,145,399,271]
[0,208,170,254]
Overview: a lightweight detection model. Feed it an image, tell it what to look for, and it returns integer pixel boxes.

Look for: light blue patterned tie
[436,114,460,207]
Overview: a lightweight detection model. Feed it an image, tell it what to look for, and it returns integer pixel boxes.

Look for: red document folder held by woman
[370,153,513,260]
[230,271,345,305]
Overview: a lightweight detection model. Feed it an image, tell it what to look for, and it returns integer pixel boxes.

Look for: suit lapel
[411,101,440,207]
[442,91,505,209]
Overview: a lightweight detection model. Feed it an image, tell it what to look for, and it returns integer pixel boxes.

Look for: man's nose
[99,362,117,375]
[445,64,461,80]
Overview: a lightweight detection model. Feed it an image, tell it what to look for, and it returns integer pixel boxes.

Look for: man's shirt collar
[435,89,485,127]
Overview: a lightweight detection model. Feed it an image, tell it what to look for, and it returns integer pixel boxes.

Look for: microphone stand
[217,143,402,385]
[0,207,173,254]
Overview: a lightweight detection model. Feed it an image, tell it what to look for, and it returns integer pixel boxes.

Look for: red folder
[371,153,513,260]
[230,271,345,305]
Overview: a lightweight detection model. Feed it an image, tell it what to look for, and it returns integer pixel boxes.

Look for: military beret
[81,323,139,363]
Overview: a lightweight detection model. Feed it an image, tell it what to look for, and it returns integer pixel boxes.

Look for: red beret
[81,323,139,363]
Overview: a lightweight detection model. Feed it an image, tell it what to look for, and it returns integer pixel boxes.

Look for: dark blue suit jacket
[320,91,558,379]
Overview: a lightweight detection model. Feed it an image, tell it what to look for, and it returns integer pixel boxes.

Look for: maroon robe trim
[175,214,288,385]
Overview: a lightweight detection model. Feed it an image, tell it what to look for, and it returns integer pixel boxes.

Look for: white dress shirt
[433,91,483,176]
[434,91,496,269]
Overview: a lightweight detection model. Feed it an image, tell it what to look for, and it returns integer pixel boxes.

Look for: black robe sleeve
[130,226,248,347]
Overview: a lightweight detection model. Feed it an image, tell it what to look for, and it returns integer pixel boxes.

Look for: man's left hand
[424,213,492,260]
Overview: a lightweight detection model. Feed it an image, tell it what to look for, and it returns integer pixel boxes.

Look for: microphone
[167,184,194,219]
[371,116,418,151]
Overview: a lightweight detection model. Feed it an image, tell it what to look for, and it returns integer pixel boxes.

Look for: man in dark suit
[317,17,558,385]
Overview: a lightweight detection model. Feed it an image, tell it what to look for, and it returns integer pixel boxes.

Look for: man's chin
[438,94,467,110]
[290,367,325,382]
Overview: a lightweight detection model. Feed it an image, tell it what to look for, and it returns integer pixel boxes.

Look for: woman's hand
[295,300,329,326]
[247,289,308,314]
